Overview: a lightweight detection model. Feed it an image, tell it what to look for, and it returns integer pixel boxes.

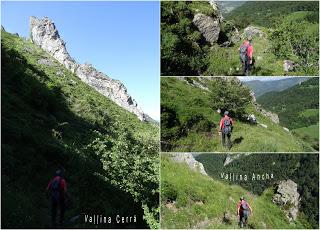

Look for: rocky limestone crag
[29,16,145,121]
[193,13,220,44]
[242,26,266,39]
[272,179,300,222]
[250,91,280,124]
[171,153,207,176]
[177,77,210,92]
[224,153,251,166]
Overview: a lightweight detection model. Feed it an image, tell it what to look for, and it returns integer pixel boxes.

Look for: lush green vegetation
[196,153,319,229]
[161,77,313,152]
[161,1,215,75]
[161,1,319,76]
[225,1,319,29]
[1,31,159,228]
[161,154,315,229]
[258,78,319,150]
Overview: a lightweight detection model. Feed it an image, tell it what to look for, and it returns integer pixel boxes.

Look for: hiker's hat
[224,111,229,115]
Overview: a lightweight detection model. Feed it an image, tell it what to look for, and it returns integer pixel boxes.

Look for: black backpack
[240,44,248,62]
[222,118,232,134]
[51,177,62,200]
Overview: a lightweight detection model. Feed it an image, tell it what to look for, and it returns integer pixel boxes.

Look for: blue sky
[1,1,160,120]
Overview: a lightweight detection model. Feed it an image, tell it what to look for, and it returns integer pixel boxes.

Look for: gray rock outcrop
[171,153,207,176]
[250,91,279,124]
[255,104,280,124]
[29,16,145,121]
[243,26,265,39]
[193,13,220,44]
[272,180,300,222]
[224,153,251,166]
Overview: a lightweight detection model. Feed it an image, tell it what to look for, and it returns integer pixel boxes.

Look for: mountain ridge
[29,16,146,121]
[242,77,309,98]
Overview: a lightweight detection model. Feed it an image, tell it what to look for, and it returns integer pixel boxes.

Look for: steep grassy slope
[258,78,319,150]
[161,1,319,76]
[196,154,319,228]
[1,31,159,228]
[161,155,312,229]
[243,77,308,98]
[161,77,313,152]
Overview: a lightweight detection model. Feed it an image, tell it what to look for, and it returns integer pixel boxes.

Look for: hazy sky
[238,77,299,82]
[1,1,160,120]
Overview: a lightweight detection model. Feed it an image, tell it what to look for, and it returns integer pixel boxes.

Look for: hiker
[47,169,67,227]
[219,111,233,149]
[239,39,253,76]
[237,196,253,228]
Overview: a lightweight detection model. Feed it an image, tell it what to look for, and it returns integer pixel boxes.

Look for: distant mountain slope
[242,77,309,98]
[217,1,246,15]
[161,154,315,229]
[225,1,319,28]
[161,77,313,152]
[1,31,159,228]
[195,153,319,229]
[257,78,319,150]
[257,78,319,130]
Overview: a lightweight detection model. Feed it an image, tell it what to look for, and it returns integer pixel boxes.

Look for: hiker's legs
[226,134,231,149]
[221,133,226,146]
[245,60,250,76]
[240,214,245,228]
[59,197,65,225]
[242,61,246,75]
[51,198,58,226]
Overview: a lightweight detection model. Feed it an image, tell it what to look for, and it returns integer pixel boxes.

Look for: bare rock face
[29,16,145,121]
[251,91,279,124]
[171,153,207,176]
[193,13,220,44]
[224,153,251,166]
[272,180,300,222]
[243,26,265,39]
[76,64,144,120]
[30,17,78,72]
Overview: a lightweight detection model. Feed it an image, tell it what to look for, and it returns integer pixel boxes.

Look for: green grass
[205,29,285,76]
[293,123,319,140]
[161,155,310,229]
[2,31,159,228]
[161,77,314,152]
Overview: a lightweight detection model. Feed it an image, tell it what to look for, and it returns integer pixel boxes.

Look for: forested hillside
[258,78,319,150]
[225,1,319,29]
[161,154,317,229]
[161,1,319,76]
[196,154,319,229]
[161,77,314,152]
[1,31,159,228]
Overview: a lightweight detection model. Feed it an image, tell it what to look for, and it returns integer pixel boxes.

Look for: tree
[209,78,252,117]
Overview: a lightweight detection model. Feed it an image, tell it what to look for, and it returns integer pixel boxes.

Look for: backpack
[241,201,249,210]
[222,118,232,134]
[51,177,62,200]
[240,44,248,62]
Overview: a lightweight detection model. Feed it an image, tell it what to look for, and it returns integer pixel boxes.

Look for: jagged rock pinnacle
[29,16,145,121]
